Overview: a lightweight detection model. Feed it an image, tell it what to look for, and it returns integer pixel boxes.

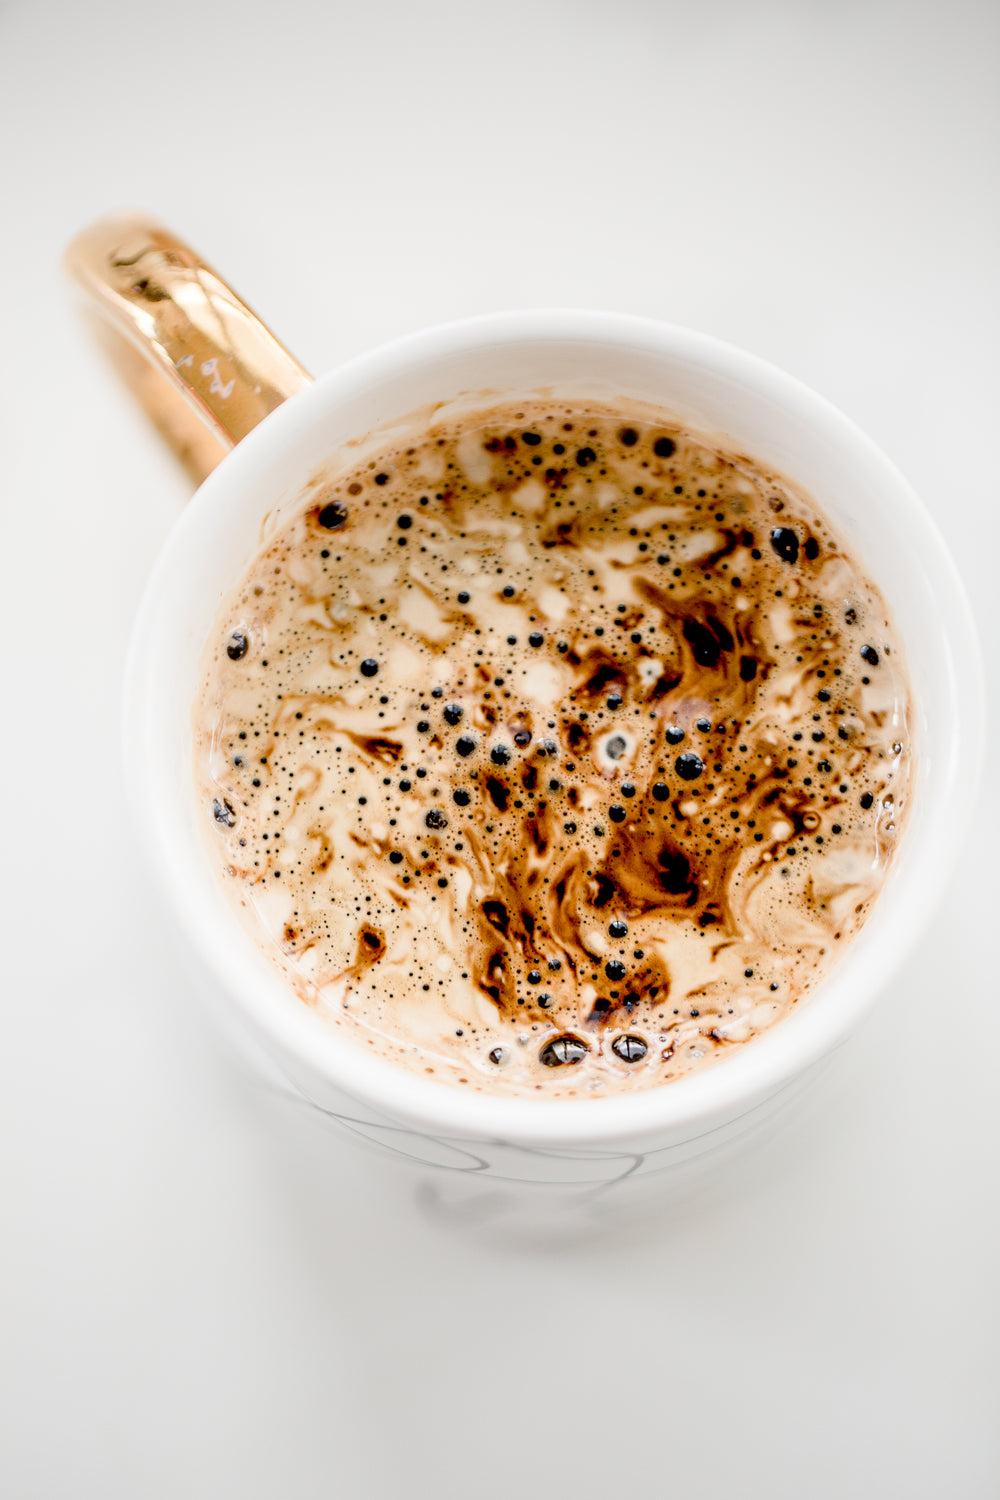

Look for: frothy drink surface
[197,401,911,1097]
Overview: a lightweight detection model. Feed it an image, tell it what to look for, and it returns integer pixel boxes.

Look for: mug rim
[124,308,984,1147]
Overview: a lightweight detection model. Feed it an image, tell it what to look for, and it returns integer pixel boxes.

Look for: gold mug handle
[65,212,312,481]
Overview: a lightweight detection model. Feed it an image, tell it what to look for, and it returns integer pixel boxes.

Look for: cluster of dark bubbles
[368,435,785,1029]
[770,525,821,566]
[536,1033,648,1067]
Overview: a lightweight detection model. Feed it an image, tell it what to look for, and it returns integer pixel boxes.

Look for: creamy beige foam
[195,400,911,1096]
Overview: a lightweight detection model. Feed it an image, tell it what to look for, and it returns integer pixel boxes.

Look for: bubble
[425,809,448,829]
[770,527,799,564]
[606,734,627,760]
[609,920,628,938]
[443,703,463,725]
[665,726,685,745]
[212,798,236,828]
[860,645,880,666]
[605,960,626,981]
[676,753,704,781]
[528,633,544,648]
[609,805,626,824]
[360,659,379,677]
[654,437,676,458]
[226,630,248,661]
[318,502,348,530]
[456,735,477,757]
[539,1034,589,1067]
[612,1035,648,1063]
[652,782,669,802]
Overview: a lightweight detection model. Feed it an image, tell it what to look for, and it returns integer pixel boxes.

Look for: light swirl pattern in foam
[196,400,911,1096]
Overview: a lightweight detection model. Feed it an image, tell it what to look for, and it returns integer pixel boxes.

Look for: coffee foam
[195,400,911,1097]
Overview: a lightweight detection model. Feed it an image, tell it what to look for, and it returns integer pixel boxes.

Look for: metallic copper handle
[66,211,313,478]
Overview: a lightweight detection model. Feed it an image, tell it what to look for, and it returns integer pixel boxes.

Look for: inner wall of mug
[130,313,976,1143]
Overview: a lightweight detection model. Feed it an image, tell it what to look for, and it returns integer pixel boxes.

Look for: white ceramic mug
[69,214,982,1192]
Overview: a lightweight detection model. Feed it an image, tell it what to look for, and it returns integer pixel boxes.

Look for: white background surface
[1,1,997,1496]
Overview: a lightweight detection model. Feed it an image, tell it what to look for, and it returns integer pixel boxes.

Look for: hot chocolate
[195,399,911,1097]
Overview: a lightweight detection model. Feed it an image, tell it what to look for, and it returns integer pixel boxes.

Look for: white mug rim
[124,308,984,1148]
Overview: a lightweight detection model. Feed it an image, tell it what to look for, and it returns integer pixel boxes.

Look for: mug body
[124,311,982,1187]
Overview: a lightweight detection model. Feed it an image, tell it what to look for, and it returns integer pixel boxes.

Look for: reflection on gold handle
[66,211,313,479]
